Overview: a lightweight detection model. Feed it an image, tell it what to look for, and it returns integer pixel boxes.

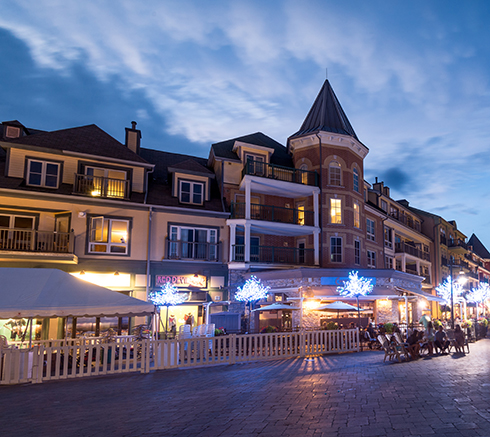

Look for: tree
[235,276,270,333]
[466,282,490,321]
[148,283,188,338]
[336,271,374,328]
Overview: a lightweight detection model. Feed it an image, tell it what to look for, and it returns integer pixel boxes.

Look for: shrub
[261,325,278,333]
[325,321,339,330]
[383,323,394,334]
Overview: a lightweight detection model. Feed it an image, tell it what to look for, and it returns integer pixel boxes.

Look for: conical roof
[290,80,358,140]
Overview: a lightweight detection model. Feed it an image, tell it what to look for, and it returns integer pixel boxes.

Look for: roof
[1,124,149,164]
[289,79,359,141]
[211,132,293,167]
[0,268,155,319]
[468,234,490,259]
[169,158,214,176]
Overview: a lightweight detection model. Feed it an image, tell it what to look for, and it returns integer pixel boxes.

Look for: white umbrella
[252,303,300,311]
[314,301,362,319]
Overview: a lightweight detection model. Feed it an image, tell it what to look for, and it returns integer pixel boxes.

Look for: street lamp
[448,258,465,329]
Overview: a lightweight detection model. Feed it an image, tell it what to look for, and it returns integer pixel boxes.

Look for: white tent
[0,268,154,319]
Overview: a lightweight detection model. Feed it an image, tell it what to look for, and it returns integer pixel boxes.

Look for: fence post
[356,328,360,352]
[228,334,235,365]
[299,331,305,358]
[32,345,44,384]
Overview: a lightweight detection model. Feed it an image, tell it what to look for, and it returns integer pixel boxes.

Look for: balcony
[242,160,318,187]
[395,242,430,261]
[389,212,421,232]
[166,238,221,262]
[230,202,314,226]
[232,244,315,266]
[448,239,468,252]
[0,228,74,253]
[74,174,130,199]
[440,235,447,246]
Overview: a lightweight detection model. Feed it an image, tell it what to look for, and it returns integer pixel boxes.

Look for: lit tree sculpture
[235,276,270,333]
[148,282,188,338]
[337,271,374,328]
[435,276,464,324]
[466,282,490,322]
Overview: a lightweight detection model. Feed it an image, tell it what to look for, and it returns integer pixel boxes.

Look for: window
[245,154,265,176]
[353,201,360,228]
[235,235,259,261]
[27,159,60,188]
[179,180,204,205]
[380,199,388,212]
[390,206,399,219]
[355,240,360,265]
[329,162,341,186]
[330,237,342,263]
[330,198,342,224]
[297,239,306,264]
[297,202,305,226]
[366,218,375,241]
[85,166,127,198]
[353,168,359,192]
[89,217,130,254]
[169,225,218,260]
[385,256,394,269]
[367,250,376,268]
[384,226,393,248]
[299,164,308,185]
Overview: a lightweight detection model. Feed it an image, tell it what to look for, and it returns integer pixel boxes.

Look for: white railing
[1,329,359,385]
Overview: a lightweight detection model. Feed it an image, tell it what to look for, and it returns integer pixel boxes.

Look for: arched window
[353,168,359,192]
[299,164,308,185]
[329,161,341,186]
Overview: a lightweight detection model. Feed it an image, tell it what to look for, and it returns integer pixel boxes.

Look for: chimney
[125,121,141,155]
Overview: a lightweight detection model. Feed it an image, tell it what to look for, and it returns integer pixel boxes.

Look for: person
[406,329,421,359]
[434,326,450,354]
[425,321,435,355]
[364,323,377,349]
[454,324,466,354]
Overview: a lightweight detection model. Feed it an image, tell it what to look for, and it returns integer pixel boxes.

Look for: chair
[363,330,379,349]
[447,329,470,354]
[393,332,412,360]
[377,335,401,363]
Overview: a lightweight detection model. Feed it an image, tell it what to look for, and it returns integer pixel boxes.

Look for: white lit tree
[336,271,374,328]
[148,282,188,338]
[466,282,490,321]
[235,276,270,333]
[435,276,464,323]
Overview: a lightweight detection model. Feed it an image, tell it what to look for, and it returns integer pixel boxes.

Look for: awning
[395,287,445,303]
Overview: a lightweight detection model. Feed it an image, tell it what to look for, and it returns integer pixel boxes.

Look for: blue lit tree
[148,283,188,338]
[337,271,374,328]
[235,276,270,333]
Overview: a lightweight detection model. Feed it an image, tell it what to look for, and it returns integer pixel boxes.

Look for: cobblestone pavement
[1,339,490,437]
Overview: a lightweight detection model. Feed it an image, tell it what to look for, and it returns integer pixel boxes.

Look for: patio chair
[393,332,411,361]
[363,330,379,349]
[447,329,469,354]
[377,335,401,363]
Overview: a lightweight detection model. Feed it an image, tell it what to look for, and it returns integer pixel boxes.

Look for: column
[229,223,236,262]
[245,179,251,220]
[244,222,251,262]
[313,191,319,228]
[314,230,320,265]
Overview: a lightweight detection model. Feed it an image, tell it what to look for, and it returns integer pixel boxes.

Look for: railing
[390,213,421,232]
[395,242,430,261]
[440,235,447,245]
[166,238,220,261]
[0,228,74,253]
[242,160,319,187]
[74,174,130,199]
[230,202,315,226]
[466,271,479,280]
[448,239,468,251]
[0,329,359,385]
[232,244,315,265]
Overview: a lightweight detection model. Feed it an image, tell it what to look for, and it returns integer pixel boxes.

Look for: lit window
[27,159,60,188]
[89,217,130,255]
[329,162,341,186]
[355,240,360,265]
[179,180,204,205]
[367,218,375,241]
[330,237,342,263]
[84,167,127,198]
[299,164,308,185]
[169,225,218,261]
[353,168,359,192]
[353,201,360,228]
[367,250,376,268]
[330,198,342,224]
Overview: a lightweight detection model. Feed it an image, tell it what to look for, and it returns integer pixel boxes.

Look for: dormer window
[27,159,60,188]
[6,126,20,138]
[180,180,204,205]
[245,154,265,176]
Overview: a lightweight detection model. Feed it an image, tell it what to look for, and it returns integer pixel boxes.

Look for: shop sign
[156,274,207,288]
[321,276,377,286]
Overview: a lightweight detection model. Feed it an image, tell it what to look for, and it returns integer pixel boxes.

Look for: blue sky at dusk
[1,1,490,244]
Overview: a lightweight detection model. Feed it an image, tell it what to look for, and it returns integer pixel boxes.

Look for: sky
[1,1,490,245]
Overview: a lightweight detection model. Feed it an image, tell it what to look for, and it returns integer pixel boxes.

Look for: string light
[235,276,270,303]
[337,271,373,298]
[435,276,464,305]
[466,283,490,305]
[148,282,188,307]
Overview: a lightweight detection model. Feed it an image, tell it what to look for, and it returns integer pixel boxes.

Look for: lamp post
[450,259,455,329]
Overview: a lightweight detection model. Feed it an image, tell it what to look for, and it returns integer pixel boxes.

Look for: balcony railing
[395,242,430,261]
[448,239,468,251]
[389,212,421,232]
[74,174,130,199]
[440,235,447,245]
[232,244,315,265]
[242,160,319,187]
[0,228,74,253]
[230,202,315,226]
[166,238,220,262]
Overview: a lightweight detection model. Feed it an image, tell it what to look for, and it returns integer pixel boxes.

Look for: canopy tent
[0,268,155,319]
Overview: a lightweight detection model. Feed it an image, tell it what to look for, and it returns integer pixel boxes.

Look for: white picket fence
[0,329,359,385]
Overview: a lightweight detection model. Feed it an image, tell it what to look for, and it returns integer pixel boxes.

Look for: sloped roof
[169,158,214,176]
[2,124,149,164]
[290,80,359,141]
[468,234,490,259]
[211,132,292,167]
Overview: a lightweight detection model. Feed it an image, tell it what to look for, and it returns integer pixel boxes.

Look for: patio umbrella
[252,303,299,327]
[314,301,362,319]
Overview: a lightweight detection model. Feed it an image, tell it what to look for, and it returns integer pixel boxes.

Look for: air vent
[5,126,20,138]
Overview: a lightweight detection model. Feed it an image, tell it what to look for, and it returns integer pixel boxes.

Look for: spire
[290,79,358,140]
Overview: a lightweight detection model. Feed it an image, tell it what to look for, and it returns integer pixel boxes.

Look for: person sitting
[434,326,450,354]
[406,329,421,359]
[364,323,377,349]
[454,324,466,354]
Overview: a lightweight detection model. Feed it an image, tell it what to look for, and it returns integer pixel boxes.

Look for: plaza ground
[1,339,490,437]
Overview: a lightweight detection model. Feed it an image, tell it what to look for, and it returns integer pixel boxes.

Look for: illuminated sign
[156,274,207,288]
